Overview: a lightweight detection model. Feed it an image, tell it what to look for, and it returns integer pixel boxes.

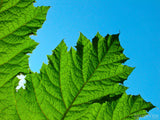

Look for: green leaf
[12,33,154,120]
[66,93,154,120]
[0,0,49,119]
[0,0,50,86]
[0,0,155,120]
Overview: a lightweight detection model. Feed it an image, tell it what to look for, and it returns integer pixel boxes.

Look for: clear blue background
[30,0,160,119]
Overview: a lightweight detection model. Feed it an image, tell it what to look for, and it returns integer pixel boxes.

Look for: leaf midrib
[0,5,42,66]
[61,36,113,119]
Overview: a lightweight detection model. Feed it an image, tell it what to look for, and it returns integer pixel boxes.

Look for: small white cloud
[16,73,26,92]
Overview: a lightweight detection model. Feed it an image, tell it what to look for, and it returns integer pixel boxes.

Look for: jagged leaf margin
[15,33,154,120]
[0,0,49,119]
[0,0,155,120]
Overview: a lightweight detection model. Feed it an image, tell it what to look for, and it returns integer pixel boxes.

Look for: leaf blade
[0,0,49,119]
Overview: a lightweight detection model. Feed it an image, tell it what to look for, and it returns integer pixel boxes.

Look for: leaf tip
[96,31,100,35]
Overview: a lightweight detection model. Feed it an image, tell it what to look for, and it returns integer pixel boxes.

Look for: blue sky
[30,0,160,119]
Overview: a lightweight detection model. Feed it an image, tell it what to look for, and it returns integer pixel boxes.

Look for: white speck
[16,73,26,92]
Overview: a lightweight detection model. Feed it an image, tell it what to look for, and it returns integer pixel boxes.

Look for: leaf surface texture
[0,0,49,119]
[0,0,155,120]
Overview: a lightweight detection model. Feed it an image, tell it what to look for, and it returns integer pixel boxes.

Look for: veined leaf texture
[0,0,155,120]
